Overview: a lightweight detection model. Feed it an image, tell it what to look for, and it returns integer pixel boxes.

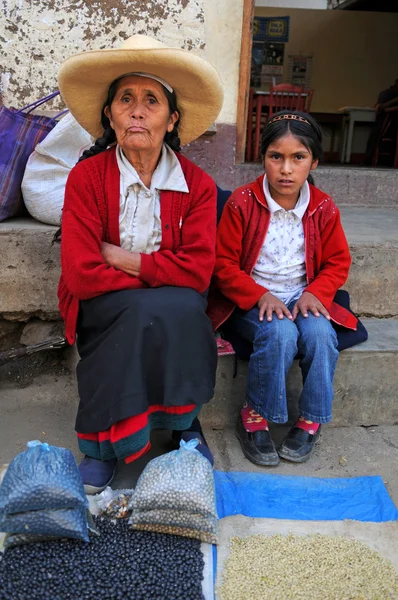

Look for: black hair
[260,110,323,185]
[54,76,181,242]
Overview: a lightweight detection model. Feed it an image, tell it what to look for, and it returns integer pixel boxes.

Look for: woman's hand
[258,292,293,322]
[101,242,141,277]
[292,291,330,321]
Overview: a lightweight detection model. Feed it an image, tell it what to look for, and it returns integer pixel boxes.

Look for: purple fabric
[0,91,64,221]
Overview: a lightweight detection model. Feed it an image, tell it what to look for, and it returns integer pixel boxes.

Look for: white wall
[255,0,327,8]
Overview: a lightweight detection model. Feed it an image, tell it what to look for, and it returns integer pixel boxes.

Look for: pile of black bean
[0,516,205,600]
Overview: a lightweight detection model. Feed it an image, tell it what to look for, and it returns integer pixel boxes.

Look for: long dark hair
[53,77,181,242]
[260,110,323,185]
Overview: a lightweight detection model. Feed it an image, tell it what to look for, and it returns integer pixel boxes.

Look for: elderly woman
[57,35,223,492]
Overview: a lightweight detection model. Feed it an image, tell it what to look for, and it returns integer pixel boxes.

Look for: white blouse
[116,143,189,254]
[252,176,310,305]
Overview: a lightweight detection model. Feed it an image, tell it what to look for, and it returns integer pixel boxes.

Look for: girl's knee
[298,314,337,350]
[256,315,298,347]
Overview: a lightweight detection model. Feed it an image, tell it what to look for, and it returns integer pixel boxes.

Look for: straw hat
[58,35,224,146]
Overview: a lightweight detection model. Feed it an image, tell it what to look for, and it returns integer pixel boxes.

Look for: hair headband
[114,71,174,93]
[267,113,312,127]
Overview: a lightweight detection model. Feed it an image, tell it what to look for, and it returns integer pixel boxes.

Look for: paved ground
[0,370,397,506]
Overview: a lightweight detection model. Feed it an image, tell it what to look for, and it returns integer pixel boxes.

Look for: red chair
[268,83,305,116]
[253,84,304,162]
[251,85,314,162]
[302,89,314,113]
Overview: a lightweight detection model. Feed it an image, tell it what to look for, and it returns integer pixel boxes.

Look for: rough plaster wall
[203,0,243,125]
[0,0,243,124]
[0,0,205,106]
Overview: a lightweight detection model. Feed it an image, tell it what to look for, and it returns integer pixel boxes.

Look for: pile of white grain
[218,533,398,600]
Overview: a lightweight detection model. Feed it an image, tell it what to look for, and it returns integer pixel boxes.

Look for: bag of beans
[129,439,218,544]
[0,441,93,547]
[0,441,87,513]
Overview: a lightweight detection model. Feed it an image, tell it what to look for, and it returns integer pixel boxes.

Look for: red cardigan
[59,147,217,344]
[207,174,358,332]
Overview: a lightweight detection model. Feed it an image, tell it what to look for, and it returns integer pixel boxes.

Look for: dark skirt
[75,287,217,462]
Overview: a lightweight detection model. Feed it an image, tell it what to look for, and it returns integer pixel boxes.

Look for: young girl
[208,111,358,466]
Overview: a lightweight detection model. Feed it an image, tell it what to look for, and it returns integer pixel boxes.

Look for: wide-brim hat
[58,35,224,146]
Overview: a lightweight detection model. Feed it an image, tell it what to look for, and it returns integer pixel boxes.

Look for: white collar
[263,174,310,220]
[116,143,189,194]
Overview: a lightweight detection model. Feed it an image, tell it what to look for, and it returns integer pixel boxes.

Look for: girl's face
[263,132,318,208]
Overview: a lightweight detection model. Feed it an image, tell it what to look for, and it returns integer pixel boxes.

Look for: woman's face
[104,75,179,156]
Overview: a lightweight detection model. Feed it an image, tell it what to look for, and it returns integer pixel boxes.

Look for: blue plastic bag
[0,505,90,541]
[0,441,87,514]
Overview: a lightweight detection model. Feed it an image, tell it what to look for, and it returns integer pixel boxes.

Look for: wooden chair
[250,85,315,162]
[268,83,305,116]
[302,89,314,113]
[253,84,305,162]
[372,106,398,168]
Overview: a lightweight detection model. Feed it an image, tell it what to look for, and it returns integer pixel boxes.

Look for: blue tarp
[214,471,398,523]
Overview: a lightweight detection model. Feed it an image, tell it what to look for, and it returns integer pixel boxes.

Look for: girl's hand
[258,292,293,322]
[292,291,330,321]
[101,242,141,277]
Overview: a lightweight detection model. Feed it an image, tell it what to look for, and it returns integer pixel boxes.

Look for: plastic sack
[0,441,87,514]
[2,511,98,549]
[21,112,93,225]
[0,505,89,541]
[95,487,134,519]
[129,439,218,544]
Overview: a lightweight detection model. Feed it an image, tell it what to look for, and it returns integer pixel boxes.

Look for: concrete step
[0,318,395,455]
[0,219,59,320]
[1,206,397,319]
[201,318,398,429]
[234,165,398,208]
[1,375,397,503]
[341,207,398,317]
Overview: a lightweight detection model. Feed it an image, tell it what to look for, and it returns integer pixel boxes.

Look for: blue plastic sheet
[214,471,398,523]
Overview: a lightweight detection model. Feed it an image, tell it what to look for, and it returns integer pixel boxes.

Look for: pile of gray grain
[218,533,398,600]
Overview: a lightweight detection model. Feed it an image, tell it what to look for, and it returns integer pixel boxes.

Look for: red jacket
[207,174,357,332]
[59,146,217,344]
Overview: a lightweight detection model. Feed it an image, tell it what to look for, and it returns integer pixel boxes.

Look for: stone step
[201,318,398,429]
[0,207,397,319]
[0,319,396,477]
[340,207,398,317]
[234,165,398,208]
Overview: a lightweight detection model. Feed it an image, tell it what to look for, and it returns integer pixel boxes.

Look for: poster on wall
[261,43,284,84]
[253,16,290,43]
[251,41,285,87]
[251,41,265,88]
[287,55,313,90]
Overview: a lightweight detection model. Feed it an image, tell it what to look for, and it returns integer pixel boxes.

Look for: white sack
[22,113,93,226]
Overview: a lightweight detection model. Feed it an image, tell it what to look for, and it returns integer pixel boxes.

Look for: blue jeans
[231,300,339,424]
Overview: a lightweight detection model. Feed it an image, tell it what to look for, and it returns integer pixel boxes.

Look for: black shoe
[235,415,280,467]
[278,425,322,463]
